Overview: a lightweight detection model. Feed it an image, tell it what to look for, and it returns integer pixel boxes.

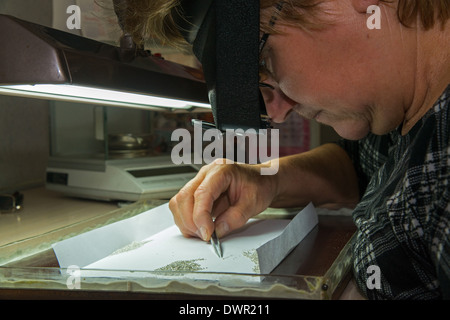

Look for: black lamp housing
[174,0,270,131]
[0,14,210,111]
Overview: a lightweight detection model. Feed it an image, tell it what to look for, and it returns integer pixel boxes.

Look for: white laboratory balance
[46,101,205,202]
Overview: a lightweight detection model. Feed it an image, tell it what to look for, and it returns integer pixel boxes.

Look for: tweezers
[210,230,223,258]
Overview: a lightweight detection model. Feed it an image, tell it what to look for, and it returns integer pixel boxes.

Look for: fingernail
[199,226,208,241]
[216,221,229,238]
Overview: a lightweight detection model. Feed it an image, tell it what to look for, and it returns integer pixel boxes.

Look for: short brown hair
[121,0,450,47]
[120,0,183,46]
[395,0,449,29]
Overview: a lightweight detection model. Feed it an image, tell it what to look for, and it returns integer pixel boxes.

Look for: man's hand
[169,159,278,241]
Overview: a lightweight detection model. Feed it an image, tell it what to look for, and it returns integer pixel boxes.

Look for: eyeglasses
[0,191,24,213]
[259,2,285,90]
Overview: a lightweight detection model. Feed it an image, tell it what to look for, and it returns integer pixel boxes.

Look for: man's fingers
[214,202,254,238]
[169,170,207,238]
[192,165,232,241]
[169,160,271,243]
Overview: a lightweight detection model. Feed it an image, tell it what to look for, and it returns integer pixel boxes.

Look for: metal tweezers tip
[211,231,223,258]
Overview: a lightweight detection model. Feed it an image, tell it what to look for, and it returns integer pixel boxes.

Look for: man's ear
[351,0,380,13]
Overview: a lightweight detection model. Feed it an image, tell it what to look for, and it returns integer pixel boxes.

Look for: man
[123,0,449,299]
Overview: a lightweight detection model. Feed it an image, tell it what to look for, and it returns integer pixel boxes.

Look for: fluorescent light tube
[0,84,211,110]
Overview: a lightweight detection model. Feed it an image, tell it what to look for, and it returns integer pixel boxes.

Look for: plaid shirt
[338,86,449,299]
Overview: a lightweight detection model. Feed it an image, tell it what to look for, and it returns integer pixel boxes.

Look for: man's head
[122,0,449,47]
[121,0,449,139]
[256,0,449,139]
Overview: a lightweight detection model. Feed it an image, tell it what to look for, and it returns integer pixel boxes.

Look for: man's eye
[261,57,274,76]
[260,59,267,68]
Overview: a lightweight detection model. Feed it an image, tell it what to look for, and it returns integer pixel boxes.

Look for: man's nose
[260,87,296,123]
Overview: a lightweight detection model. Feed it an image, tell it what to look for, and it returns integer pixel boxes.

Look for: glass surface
[49,100,154,160]
[48,100,207,161]
[0,197,355,300]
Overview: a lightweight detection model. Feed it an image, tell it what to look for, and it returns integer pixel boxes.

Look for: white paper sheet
[52,202,318,278]
[84,220,290,276]
[53,203,175,268]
